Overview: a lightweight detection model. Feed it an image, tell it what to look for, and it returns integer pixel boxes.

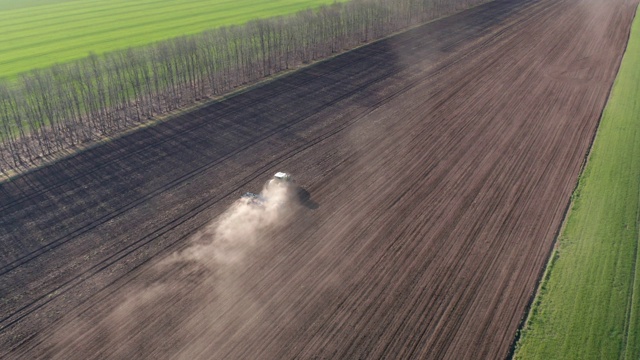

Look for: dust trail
[165,179,295,268]
[39,179,297,359]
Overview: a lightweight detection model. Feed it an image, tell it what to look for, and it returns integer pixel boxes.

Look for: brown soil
[0,0,637,358]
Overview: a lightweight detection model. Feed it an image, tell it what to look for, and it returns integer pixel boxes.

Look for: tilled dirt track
[1,0,638,358]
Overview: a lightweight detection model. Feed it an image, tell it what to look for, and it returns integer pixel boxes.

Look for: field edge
[511,3,640,359]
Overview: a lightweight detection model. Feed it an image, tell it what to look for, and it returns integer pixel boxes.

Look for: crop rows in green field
[0,0,345,79]
[514,5,640,360]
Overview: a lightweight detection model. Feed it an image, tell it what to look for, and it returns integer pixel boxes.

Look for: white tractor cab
[267,172,293,189]
[273,172,292,183]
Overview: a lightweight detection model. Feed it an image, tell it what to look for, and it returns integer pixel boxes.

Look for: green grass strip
[0,0,76,11]
[0,0,346,79]
[514,5,640,360]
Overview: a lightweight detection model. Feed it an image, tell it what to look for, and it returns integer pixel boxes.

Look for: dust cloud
[166,179,294,268]
[41,179,297,359]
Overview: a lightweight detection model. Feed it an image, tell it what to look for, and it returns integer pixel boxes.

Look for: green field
[514,5,640,359]
[0,0,345,79]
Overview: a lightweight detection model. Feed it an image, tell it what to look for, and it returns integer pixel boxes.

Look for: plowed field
[0,0,637,358]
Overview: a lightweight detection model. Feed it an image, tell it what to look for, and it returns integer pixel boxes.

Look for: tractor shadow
[295,187,319,210]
